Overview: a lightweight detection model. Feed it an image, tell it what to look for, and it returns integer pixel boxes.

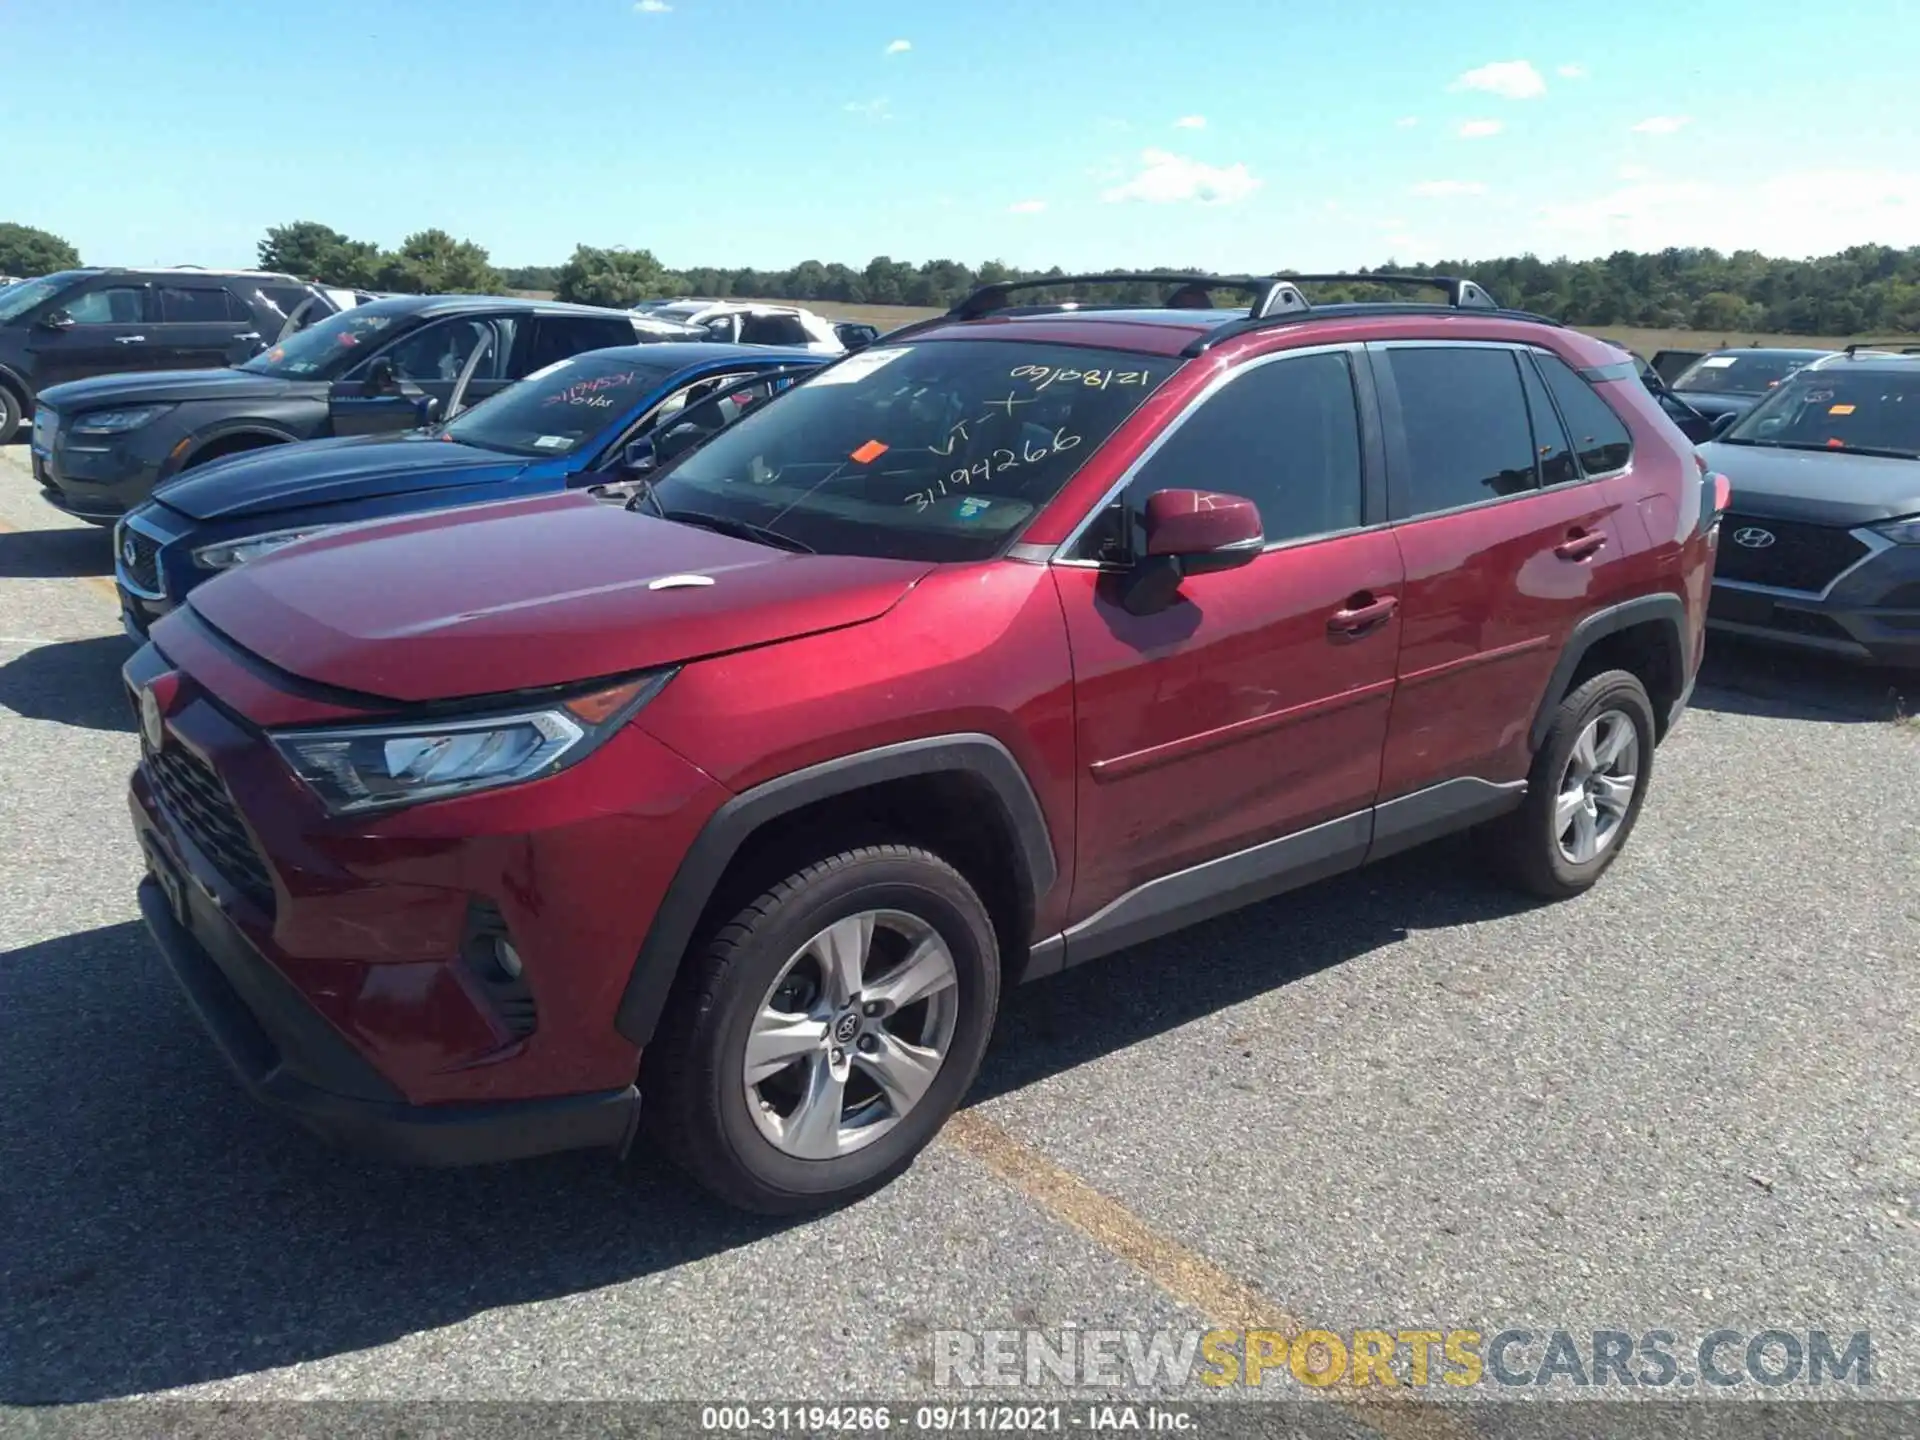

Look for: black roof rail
[1844,341,1920,357]
[1279,273,1501,310]
[948,272,1312,322]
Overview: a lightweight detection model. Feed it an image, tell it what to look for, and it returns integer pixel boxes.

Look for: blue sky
[6,0,1919,274]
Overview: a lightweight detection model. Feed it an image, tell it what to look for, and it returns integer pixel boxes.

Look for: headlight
[193,525,337,571]
[72,405,172,435]
[1875,514,1920,545]
[269,672,673,815]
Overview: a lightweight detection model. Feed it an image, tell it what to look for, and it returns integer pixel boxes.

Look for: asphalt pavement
[1,439,1914,1425]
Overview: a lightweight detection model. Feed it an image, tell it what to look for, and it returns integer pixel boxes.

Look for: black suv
[32,295,704,523]
[0,267,353,444]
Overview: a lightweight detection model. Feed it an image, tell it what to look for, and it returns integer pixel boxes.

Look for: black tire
[1491,669,1656,899]
[644,844,1000,1214]
[0,386,21,447]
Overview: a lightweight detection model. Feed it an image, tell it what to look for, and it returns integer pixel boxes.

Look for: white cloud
[634,0,671,12]
[1411,180,1488,198]
[1173,114,1207,129]
[885,38,911,54]
[1617,163,1651,181]
[843,98,891,120]
[1008,199,1047,214]
[1451,60,1547,100]
[1458,119,1503,138]
[1396,116,1421,128]
[1632,115,1692,135]
[1101,149,1261,205]
[1556,63,1588,79]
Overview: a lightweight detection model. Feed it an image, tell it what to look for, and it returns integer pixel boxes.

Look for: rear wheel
[1491,669,1655,899]
[645,844,1000,1213]
[0,386,21,447]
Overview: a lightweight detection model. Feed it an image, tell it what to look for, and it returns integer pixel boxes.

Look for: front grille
[117,524,163,596]
[147,741,276,913]
[1716,514,1871,593]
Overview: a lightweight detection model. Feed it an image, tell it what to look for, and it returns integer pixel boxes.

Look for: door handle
[231,332,260,342]
[1328,593,1399,636]
[1554,528,1607,561]
[113,335,147,344]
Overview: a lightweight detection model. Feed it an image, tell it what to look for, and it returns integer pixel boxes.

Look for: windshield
[1723,367,1920,458]
[442,355,675,458]
[645,341,1177,561]
[1673,351,1823,395]
[0,272,83,324]
[238,306,408,379]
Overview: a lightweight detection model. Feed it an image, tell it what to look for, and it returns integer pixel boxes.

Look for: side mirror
[1709,411,1738,438]
[1120,488,1264,615]
[621,436,658,472]
[362,356,397,396]
[39,309,75,332]
[415,395,442,426]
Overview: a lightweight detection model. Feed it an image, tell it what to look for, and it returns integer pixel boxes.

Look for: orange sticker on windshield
[851,439,889,464]
[1829,403,1856,415]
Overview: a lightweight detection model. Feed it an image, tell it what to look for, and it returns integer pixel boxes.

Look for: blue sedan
[113,342,822,636]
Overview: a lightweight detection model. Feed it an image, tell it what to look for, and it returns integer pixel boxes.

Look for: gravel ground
[1,439,1914,1431]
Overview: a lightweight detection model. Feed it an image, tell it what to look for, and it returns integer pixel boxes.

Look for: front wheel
[0,387,21,447]
[644,844,1001,1213]
[1490,669,1656,899]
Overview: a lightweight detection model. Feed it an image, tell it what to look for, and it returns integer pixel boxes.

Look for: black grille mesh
[147,742,276,913]
[1717,515,1870,592]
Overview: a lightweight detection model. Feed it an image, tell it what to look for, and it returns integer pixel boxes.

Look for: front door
[328,317,505,436]
[1369,342,1641,797]
[26,280,155,387]
[1053,347,1403,948]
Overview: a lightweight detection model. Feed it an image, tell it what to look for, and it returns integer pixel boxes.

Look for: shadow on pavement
[0,523,114,580]
[0,634,135,732]
[1691,635,1913,724]
[1,846,1529,1403]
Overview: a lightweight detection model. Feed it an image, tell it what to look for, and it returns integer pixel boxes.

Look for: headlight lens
[193,525,337,571]
[269,672,672,815]
[72,405,172,435]
[1875,514,1920,545]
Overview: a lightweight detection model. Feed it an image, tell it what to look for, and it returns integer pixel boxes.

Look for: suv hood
[180,492,933,702]
[1700,441,1920,526]
[36,367,298,410]
[155,434,530,521]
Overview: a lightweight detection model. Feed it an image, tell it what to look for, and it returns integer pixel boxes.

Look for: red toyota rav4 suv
[125,274,1722,1212]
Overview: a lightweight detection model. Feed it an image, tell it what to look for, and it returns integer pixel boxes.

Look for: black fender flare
[1528,593,1689,752]
[177,423,300,474]
[613,734,1058,1049]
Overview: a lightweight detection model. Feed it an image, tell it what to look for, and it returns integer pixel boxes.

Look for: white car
[636,300,846,355]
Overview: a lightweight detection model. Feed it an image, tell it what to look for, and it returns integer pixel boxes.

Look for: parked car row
[100,270,1742,1213]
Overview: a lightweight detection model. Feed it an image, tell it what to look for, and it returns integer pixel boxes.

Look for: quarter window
[1108,351,1365,556]
[1534,351,1634,475]
[1383,346,1537,516]
[1518,354,1579,486]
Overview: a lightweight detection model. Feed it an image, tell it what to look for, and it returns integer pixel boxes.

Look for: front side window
[1534,352,1634,475]
[1385,346,1538,516]
[1096,351,1363,558]
[1724,367,1920,458]
[239,306,406,378]
[0,272,85,323]
[383,318,493,382]
[441,354,675,458]
[646,341,1175,561]
[64,285,148,324]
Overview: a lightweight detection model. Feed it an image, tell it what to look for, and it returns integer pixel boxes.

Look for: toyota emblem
[1731,527,1777,549]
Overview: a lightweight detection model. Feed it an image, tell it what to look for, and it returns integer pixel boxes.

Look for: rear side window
[1517,356,1578,486]
[1117,351,1364,551]
[521,315,640,373]
[1534,352,1634,475]
[1383,347,1537,516]
[157,285,248,323]
[740,313,812,347]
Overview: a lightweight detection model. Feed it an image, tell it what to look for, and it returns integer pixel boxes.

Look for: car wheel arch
[1529,594,1690,753]
[613,734,1058,1053]
[181,426,298,471]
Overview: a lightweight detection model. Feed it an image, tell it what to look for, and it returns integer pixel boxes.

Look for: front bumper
[35,425,170,520]
[136,876,641,1165]
[1708,573,1920,670]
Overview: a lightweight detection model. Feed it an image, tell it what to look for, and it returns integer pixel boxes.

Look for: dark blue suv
[114,342,821,636]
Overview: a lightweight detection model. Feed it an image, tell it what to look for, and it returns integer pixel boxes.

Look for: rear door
[25,279,155,387]
[1053,345,1403,942]
[151,283,260,368]
[1371,341,1638,798]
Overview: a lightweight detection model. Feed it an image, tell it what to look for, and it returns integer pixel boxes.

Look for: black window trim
[1053,340,1389,569]
[1368,338,1629,526]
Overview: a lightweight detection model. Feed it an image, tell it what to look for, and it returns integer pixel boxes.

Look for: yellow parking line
[944,1111,1475,1439]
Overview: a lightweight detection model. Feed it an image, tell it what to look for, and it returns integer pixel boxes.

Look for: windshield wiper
[657,508,815,554]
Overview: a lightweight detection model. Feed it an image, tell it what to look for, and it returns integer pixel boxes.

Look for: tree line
[8,217,1920,336]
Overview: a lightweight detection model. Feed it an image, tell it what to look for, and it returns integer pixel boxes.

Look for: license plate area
[143,836,189,928]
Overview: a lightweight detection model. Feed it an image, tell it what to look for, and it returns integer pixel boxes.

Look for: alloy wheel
[1554,709,1640,865]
